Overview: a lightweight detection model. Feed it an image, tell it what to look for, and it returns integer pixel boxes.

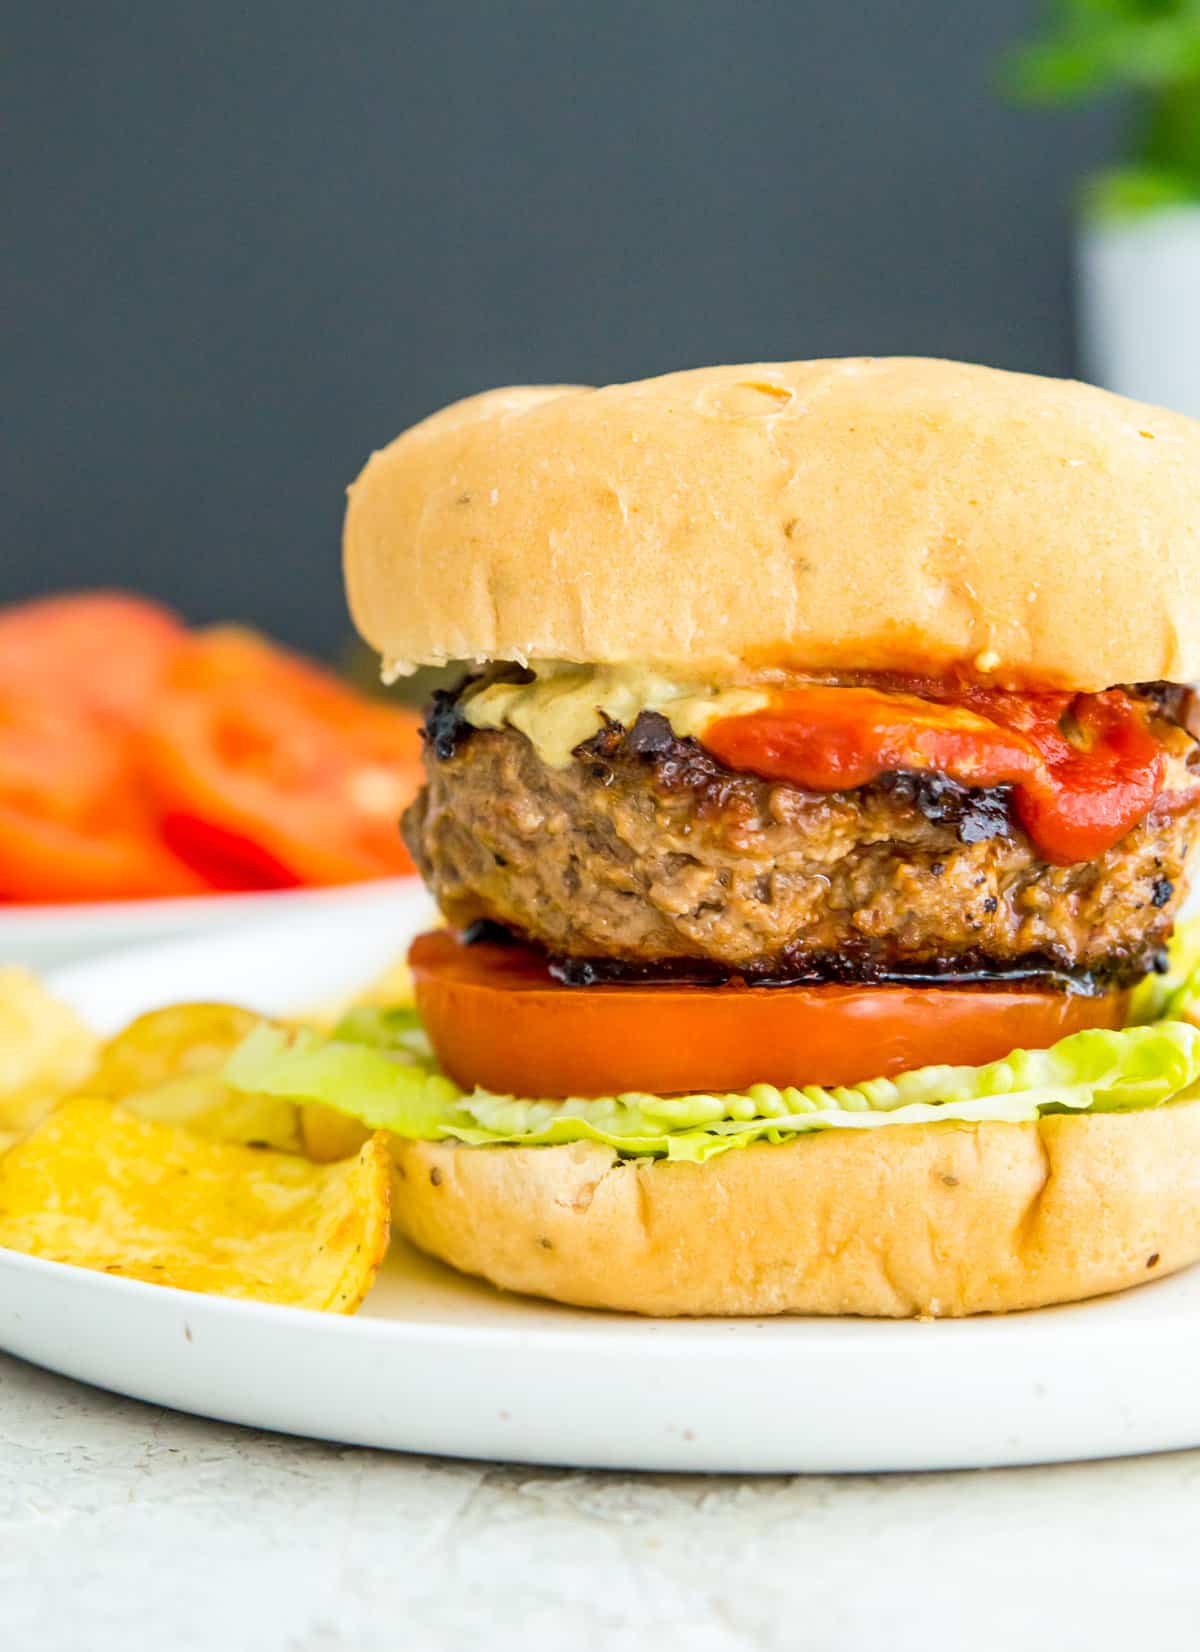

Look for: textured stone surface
[3,1349,1199,1651]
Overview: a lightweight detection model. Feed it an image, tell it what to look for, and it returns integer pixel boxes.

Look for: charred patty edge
[458,919,1157,995]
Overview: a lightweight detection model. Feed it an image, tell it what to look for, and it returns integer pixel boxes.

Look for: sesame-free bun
[344,358,1200,690]
[391,1101,1200,1317]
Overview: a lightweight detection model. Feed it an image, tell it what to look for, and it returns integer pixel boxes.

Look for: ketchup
[703,684,1166,865]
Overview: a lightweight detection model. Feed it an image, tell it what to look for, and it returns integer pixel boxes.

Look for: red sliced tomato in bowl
[141,629,423,888]
[0,591,186,729]
[0,689,204,902]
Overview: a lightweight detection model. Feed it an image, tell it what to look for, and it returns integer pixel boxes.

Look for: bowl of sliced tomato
[0,593,425,965]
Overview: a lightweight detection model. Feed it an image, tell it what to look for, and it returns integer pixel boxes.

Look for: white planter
[1077,205,1200,417]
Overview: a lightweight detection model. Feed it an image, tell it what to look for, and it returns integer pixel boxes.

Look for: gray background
[8,2,1121,657]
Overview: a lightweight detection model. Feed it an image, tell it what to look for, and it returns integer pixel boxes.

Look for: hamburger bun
[344,357,1200,691]
[392,1100,1200,1317]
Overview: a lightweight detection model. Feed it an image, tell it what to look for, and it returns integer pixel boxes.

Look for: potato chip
[121,1075,303,1153]
[91,1002,264,1094]
[0,1097,390,1312]
[0,967,97,1140]
[300,1100,372,1164]
[91,1002,302,1152]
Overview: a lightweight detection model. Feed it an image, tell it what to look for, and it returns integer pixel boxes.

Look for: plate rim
[2,1192,1197,1356]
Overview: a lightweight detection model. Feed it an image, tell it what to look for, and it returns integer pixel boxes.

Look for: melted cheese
[462,664,769,767]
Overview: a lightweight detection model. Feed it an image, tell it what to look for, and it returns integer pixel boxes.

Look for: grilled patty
[403,689,1200,989]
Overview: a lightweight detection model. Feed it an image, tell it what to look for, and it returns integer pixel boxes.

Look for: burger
[240,357,1200,1316]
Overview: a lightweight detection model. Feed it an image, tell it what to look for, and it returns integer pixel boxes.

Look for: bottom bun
[392,1103,1200,1317]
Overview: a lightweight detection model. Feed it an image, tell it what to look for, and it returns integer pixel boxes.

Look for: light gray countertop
[3,1350,1198,1652]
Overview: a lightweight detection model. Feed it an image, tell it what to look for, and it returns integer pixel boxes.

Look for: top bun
[344,358,1200,689]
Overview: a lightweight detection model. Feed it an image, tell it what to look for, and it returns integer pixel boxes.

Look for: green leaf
[330,1003,432,1061]
[224,1023,459,1137]
[1004,37,1128,103]
[1081,163,1200,215]
[999,0,1200,182]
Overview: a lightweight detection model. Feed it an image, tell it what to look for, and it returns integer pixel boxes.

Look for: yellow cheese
[462,664,769,767]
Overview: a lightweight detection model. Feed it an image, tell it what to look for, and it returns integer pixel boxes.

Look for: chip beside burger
[230,356,1200,1317]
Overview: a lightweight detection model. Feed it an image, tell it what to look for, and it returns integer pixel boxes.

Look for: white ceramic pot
[1077,204,1200,417]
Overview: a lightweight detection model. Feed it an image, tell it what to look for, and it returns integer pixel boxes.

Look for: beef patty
[402,689,1200,990]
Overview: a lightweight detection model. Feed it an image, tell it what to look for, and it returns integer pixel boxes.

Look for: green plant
[1003,0,1200,217]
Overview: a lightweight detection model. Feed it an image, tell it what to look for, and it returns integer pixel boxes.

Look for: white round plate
[0,877,419,971]
[1,888,1199,1473]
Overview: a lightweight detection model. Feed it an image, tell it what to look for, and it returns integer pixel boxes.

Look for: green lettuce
[223,919,1200,1162]
[224,1011,1200,1164]
[330,1003,433,1062]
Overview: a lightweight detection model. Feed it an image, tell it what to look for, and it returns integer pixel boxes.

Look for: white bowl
[0,877,422,971]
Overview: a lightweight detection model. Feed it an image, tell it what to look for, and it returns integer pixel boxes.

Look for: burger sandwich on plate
[233,356,1200,1317]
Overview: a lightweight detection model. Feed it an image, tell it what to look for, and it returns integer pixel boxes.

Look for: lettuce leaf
[330,1004,432,1062]
[224,1012,1200,1164]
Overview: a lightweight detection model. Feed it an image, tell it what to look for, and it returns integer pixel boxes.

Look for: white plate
[1,888,1199,1473]
[0,878,419,971]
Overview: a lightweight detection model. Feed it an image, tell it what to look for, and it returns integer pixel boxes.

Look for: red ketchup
[703,684,1166,864]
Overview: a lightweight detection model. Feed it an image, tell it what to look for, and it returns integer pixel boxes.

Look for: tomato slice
[409,930,1128,1099]
[0,592,185,729]
[140,628,423,887]
[0,691,204,902]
